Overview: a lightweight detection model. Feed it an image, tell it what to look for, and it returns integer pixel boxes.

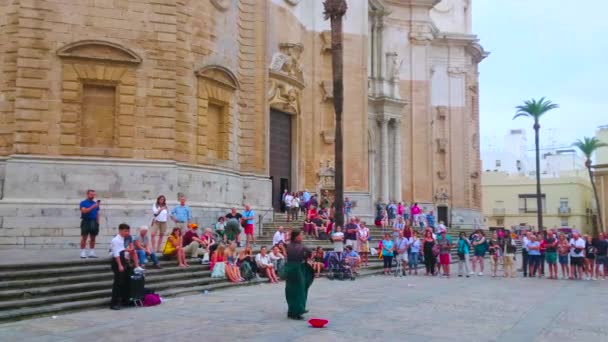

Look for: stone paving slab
[2,268,608,342]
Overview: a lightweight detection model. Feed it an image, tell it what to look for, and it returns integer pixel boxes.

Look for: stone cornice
[385,0,440,8]
[433,32,489,63]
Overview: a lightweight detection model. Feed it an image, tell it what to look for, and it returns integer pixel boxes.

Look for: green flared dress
[284,242,313,317]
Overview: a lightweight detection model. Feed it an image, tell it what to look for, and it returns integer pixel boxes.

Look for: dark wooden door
[270,110,292,212]
[437,206,449,226]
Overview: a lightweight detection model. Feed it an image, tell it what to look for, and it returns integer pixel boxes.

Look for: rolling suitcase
[129,272,145,307]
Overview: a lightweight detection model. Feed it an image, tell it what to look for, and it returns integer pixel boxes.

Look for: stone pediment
[57,40,142,64]
[196,65,239,90]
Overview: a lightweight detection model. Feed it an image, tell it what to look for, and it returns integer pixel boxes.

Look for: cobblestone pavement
[2,268,608,342]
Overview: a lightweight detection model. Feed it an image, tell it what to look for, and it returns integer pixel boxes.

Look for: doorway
[269,110,292,212]
[437,206,449,226]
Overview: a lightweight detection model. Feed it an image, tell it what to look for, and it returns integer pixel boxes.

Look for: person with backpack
[471,230,487,276]
[387,201,397,226]
[457,232,472,277]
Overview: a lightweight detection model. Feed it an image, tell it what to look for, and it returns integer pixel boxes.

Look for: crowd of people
[80,189,607,311]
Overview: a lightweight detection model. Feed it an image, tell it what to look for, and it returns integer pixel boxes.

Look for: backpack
[143,293,161,307]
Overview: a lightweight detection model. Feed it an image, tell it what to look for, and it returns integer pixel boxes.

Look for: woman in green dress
[284,229,313,320]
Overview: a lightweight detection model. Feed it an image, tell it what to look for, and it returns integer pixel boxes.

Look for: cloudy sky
[474,0,608,152]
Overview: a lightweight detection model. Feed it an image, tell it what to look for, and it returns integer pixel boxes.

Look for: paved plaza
[2,268,608,342]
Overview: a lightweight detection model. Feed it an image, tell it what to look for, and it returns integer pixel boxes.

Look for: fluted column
[379,117,390,202]
[393,118,402,202]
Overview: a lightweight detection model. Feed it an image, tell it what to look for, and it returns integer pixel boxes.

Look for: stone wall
[0,155,271,248]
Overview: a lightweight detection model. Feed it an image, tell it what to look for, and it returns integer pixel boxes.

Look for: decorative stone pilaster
[393,118,402,202]
[378,117,390,202]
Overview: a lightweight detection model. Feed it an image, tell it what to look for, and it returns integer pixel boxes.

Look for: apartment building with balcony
[482,171,594,233]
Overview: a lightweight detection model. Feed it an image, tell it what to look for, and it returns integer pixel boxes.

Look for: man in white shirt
[569,232,585,280]
[284,192,294,220]
[273,226,285,246]
[110,223,131,310]
[255,246,279,283]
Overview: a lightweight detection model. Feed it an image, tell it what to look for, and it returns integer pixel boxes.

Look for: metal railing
[492,208,506,216]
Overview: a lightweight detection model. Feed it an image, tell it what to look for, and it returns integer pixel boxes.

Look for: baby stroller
[326,251,355,281]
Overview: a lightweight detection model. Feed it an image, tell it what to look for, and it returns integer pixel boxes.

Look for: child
[344,245,361,274]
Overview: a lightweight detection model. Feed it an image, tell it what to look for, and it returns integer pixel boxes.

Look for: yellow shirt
[163,235,179,256]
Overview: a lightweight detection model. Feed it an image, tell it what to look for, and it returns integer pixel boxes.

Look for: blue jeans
[408,252,419,269]
[136,249,159,265]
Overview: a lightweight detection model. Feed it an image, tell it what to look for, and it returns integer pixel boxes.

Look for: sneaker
[153,264,162,269]
[468,272,474,276]
[466,275,470,278]
[80,251,87,259]
[478,272,483,276]
[592,277,597,281]
[134,266,145,273]
[458,275,463,277]
[88,253,98,259]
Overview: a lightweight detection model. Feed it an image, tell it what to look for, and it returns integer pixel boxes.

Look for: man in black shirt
[593,232,608,279]
[225,208,243,245]
[344,217,359,250]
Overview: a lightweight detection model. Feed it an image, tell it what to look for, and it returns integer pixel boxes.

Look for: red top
[539,239,547,253]
[307,209,318,220]
[182,230,199,247]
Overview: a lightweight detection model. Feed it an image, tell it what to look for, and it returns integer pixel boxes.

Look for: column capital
[376,116,390,125]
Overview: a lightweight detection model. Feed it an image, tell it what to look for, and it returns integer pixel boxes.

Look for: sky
[474,0,608,153]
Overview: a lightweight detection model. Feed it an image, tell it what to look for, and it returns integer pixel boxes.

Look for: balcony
[558,207,571,216]
[492,208,506,216]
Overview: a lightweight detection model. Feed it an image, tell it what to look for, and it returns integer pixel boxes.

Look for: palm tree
[513,97,559,231]
[324,0,347,228]
[573,137,607,233]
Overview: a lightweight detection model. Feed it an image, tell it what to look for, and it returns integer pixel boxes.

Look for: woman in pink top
[411,203,421,226]
[397,202,405,217]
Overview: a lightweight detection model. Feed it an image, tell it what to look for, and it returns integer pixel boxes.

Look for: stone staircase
[0,214,511,322]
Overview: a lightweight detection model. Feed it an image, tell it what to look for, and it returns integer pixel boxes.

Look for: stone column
[379,117,390,202]
[393,118,402,202]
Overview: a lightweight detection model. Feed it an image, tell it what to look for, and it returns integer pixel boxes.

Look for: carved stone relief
[210,0,230,12]
[436,105,447,120]
[319,80,333,102]
[436,138,447,153]
[448,66,467,76]
[320,31,332,53]
[279,43,303,82]
[268,80,301,115]
[409,23,434,44]
[268,43,305,116]
[317,159,335,190]
[434,187,450,204]
[321,130,335,144]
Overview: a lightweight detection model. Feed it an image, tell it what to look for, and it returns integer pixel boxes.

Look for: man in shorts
[242,204,256,245]
[593,233,608,279]
[544,230,558,279]
[79,189,100,259]
[436,228,453,277]
[569,232,586,280]
[395,230,409,276]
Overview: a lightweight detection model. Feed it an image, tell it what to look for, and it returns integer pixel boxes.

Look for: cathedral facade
[0,0,486,247]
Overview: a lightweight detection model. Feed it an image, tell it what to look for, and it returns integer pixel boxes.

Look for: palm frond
[573,136,608,159]
[513,97,559,121]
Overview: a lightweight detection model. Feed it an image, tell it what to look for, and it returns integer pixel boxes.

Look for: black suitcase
[129,273,145,306]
